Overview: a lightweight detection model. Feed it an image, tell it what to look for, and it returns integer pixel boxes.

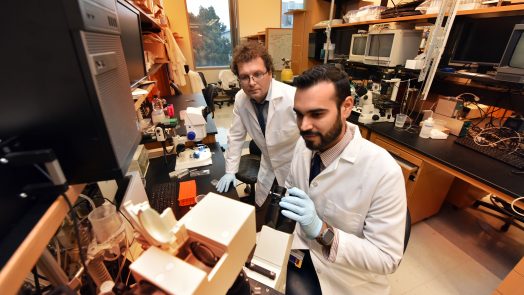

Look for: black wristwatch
[316,226,335,246]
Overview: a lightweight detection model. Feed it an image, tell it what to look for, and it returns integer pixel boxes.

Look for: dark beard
[301,117,344,151]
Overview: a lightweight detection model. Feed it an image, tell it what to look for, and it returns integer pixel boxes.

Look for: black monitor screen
[450,16,524,66]
[509,31,524,68]
[368,34,394,58]
[351,35,367,56]
[332,29,357,56]
[117,0,147,86]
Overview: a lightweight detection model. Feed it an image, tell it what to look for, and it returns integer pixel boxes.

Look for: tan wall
[198,69,222,84]
[163,0,194,69]
[238,0,281,37]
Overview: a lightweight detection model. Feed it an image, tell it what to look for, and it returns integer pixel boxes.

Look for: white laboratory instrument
[172,145,212,173]
[123,193,256,295]
[243,226,292,293]
[183,107,207,141]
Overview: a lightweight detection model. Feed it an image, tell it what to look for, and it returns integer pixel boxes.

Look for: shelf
[313,4,524,29]
[147,61,168,76]
[134,82,156,110]
[0,185,85,295]
[126,0,162,32]
[245,31,266,40]
[285,9,306,15]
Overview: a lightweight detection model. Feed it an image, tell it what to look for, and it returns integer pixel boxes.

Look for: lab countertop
[352,117,524,199]
[145,143,238,219]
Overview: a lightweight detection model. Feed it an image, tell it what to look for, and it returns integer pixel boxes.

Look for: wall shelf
[133,82,156,110]
[313,4,524,29]
[126,0,162,32]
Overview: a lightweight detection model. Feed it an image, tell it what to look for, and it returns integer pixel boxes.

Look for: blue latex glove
[279,187,322,239]
[216,173,235,192]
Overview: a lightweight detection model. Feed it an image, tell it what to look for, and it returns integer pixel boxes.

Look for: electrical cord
[61,193,96,295]
[471,126,522,154]
[115,231,129,284]
[511,197,524,217]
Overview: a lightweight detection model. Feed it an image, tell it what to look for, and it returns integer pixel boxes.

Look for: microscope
[357,78,401,124]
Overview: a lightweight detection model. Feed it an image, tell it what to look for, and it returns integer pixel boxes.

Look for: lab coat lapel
[241,94,259,129]
[301,147,314,188]
[266,79,282,130]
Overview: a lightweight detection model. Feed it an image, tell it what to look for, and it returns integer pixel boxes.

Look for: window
[186,0,238,68]
[281,0,304,28]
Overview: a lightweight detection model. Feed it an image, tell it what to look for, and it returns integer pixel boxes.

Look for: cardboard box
[432,113,471,137]
[405,59,424,70]
[435,98,463,118]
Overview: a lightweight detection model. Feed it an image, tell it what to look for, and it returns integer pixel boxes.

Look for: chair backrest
[248,140,261,157]
[203,84,217,113]
[198,71,208,87]
[218,70,239,90]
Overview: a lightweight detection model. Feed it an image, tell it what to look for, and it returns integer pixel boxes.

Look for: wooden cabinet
[370,133,455,224]
[288,1,331,74]
[493,257,524,295]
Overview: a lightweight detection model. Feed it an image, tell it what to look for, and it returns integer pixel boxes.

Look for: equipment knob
[187,131,196,141]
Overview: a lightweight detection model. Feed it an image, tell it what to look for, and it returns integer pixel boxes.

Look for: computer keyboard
[148,181,179,212]
[454,136,524,170]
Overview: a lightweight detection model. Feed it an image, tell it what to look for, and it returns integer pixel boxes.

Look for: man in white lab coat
[216,42,299,224]
[281,65,407,294]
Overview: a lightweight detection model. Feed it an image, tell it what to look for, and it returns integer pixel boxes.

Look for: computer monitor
[331,28,357,57]
[364,27,421,67]
[495,24,524,84]
[117,0,147,87]
[449,16,524,67]
[308,31,326,60]
[349,34,367,63]
[0,0,141,267]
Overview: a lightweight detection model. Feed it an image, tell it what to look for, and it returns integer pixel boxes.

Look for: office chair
[235,140,262,204]
[216,69,240,108]
[197,71,208,87]
[202,84,217,118]
[473,195,524,232]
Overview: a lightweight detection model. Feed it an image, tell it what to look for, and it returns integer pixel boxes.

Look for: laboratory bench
[145,142,239,219]
[141,92,219,147]
[349,114,523,224]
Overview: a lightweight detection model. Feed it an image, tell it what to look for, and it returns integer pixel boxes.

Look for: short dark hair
[294,65,351,106]
[231,41,274,76]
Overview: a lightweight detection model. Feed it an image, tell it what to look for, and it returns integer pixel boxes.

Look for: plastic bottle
[419,117,434,138]
[151,95,165,124]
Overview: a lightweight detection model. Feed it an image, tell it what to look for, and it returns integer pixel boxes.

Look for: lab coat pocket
[324,199,365,236]
[266,127,298,146]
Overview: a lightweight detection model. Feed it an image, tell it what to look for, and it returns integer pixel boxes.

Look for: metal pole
[324,0,335,64]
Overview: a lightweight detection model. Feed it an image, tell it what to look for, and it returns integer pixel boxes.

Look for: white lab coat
[164,27,186,86]
[225,79,299,205]
[286,122,407,295]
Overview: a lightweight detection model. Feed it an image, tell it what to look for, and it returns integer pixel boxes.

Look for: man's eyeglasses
[238,71,268,84]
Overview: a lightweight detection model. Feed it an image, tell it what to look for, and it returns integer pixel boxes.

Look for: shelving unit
[130,0,162,32]
[245,31,266,43]
[312,4,524,29]
[133,82,156,110]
